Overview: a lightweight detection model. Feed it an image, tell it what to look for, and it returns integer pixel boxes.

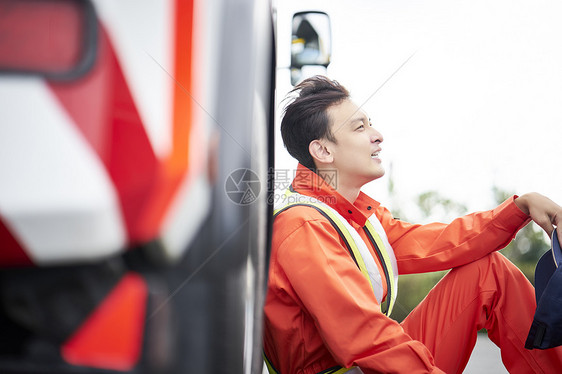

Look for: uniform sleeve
[377,196,531,274]
[276,215,445,373]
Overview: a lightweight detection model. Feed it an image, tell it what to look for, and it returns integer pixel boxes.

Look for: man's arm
[378,196,531,274]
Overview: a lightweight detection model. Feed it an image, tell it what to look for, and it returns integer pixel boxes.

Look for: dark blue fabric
[534,250,557,304]
[526,228,562,349]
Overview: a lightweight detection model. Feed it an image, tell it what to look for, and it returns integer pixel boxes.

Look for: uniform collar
[291,164,380,227]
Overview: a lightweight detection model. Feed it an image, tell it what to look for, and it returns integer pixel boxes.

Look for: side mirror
[290,12,331,85]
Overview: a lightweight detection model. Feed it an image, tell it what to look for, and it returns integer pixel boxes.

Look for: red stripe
[136,0,195,237]
[0,216,33,267]
[48,24,159,244]
[61,273,148,370]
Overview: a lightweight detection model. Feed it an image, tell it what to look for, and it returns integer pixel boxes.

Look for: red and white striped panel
[0,0,211,266]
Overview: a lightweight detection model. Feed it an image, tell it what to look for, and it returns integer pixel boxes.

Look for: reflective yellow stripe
[364,220,396,316]
[263,351,278,374]
[274,193,377,297]
[309,202,377,296]
[273,188,292,215]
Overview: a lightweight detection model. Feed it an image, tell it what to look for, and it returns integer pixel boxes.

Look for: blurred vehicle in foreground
[0,0,274,372]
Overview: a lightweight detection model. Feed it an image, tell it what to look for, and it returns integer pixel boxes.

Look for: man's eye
[357,125,364,130]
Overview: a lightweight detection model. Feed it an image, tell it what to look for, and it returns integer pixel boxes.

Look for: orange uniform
[263,164,562,373]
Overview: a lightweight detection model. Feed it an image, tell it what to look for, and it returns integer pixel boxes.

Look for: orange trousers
[401,252,562,373]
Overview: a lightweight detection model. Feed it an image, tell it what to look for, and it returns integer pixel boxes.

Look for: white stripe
[367,215,399,300]
[93,0,174,158]
[161,173,211,260]
[335,210,385,303]
[0,78,126,264]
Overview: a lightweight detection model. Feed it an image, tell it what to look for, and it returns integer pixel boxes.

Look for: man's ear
[309,139,333,165]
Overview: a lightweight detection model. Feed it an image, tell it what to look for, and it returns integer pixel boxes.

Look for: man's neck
[335,183,361,204]
[318,169,361,204]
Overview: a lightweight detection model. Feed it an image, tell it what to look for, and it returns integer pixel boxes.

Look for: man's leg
[401,251,562,374]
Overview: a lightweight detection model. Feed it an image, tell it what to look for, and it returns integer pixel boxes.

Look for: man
[263,75,562,373]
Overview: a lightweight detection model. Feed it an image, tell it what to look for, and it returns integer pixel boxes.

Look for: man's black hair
[281,75,350,171]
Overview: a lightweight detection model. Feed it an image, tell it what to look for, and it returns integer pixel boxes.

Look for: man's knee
[451,251,528,293]
[449,251,517,284]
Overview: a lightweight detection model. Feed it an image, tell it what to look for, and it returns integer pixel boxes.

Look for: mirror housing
[290,11,331,85]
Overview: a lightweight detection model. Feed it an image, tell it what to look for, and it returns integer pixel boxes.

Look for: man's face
[324,99,385,187]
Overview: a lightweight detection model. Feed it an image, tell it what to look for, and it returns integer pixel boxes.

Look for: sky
[275,0,562,223]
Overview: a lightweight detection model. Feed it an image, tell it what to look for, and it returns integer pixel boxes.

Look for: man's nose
[370,127,383,143]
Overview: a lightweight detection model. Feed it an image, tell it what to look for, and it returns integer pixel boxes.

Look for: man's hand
[515,192,562,244]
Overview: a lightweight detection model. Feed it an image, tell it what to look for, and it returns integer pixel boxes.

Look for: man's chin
[371,168,385,180]
[362,170,385,184]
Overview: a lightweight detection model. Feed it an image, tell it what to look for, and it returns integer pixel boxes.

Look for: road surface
[465,333,508,373]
